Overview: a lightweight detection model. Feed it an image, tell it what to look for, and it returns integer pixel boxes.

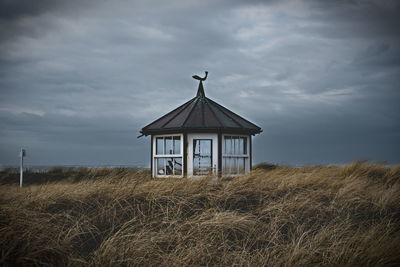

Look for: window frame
[153,134,184,178]
[222,134,250,176]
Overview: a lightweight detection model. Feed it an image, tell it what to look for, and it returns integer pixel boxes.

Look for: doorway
[187,133,218,177]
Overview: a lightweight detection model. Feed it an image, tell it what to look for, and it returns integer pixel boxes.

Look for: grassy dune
[0,162,399,266]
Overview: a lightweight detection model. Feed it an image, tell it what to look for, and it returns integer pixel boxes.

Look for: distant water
[0,164,148,172]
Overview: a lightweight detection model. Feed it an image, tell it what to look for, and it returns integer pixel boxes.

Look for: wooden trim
[249,135,252,171]
[218,133,222,178]
[150,135,154,178]
[183,133,188,177]
[143,128,260,136]
[153,154,183,158]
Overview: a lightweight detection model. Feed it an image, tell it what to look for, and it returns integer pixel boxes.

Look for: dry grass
[0,162,399,266]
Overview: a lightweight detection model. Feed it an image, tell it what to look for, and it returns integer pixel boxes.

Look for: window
[223,135,248,175]
[154,135,183,177]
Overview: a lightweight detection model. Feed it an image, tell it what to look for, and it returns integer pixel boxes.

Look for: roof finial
[192,71,208,81]
[193,71,208,98]
[196,81,205,97]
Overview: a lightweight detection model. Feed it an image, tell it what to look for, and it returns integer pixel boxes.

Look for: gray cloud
[0,0,399,166]
[0,0,63,19]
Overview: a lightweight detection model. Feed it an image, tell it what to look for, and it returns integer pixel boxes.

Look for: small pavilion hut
[139,72,262,178]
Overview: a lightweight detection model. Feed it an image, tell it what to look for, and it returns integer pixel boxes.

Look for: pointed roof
[140,77,262,136]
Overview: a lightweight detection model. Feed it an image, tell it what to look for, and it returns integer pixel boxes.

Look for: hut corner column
[183,133,188,177]
[218,133,222,178]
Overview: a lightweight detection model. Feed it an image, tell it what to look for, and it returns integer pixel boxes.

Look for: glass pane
[165,137,173,154]
[222,157,247,175]
[222,157,228,174]
[193,139,212,175]
[224,136,231,154]
[156,158,165,175]
[194,139,199,155]
[230,157,236,174]
[234,137,240,155]
[174,158,182,175]
[156,137,164,155]
[224,136,247,155]
[194,140,212,156]
[238,158,245,174]
[223,158,227,174]
[224,137,228,154]
[193,157,200,171]
[165,157,174,175]
[232,157,238,174]
[223,157,231,174]
[173,136,181,154]
[231,157,235,174]
[200,140,211,156]
[238,137,244,155]
[193,157,212,175]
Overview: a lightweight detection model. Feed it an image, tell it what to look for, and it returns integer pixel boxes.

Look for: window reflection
[174,158,182,175]
[157,157,183,176]
[157,158,165,175]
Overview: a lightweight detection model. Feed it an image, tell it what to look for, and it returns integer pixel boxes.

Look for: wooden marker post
[19,149,26,187]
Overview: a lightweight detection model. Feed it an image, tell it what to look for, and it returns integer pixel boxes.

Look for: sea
[0,164,148,172]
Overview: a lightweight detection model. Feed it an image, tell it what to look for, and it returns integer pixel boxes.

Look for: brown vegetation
[1,162,400,266]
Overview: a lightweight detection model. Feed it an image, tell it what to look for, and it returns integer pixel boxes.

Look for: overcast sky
[0,0,399,167]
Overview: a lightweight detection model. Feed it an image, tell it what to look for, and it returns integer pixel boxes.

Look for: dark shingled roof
[140,81,262,136]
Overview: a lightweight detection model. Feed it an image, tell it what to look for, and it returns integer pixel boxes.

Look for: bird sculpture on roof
[192,71,208,81]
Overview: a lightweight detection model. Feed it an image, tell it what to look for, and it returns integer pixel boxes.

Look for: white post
[19,148,25,187]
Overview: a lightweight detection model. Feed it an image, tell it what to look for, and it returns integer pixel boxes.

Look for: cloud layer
[1,0,399,166]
